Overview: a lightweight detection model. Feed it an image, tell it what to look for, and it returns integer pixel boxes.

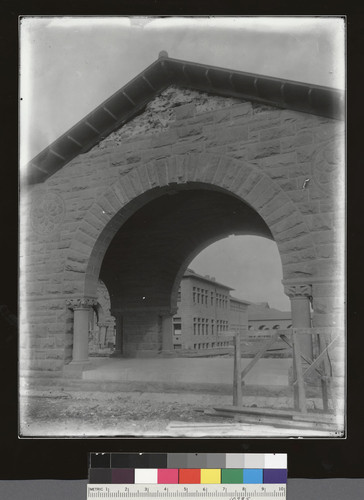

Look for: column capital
[282,277,341,286]
[66,297,98,310]
[98,321,114,328]
[284,284,312,299]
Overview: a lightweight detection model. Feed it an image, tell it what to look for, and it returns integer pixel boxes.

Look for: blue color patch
[243,469,263,484]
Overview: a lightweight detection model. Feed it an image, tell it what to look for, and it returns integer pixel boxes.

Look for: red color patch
[179,469,201,484]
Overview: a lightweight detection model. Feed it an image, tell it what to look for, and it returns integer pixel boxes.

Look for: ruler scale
[88,454,287,500]
[87,484,286,500]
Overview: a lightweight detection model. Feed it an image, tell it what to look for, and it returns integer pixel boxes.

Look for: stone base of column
[63,360,90,378]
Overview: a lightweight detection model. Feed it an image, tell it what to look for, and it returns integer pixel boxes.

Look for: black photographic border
[2,5,363,480]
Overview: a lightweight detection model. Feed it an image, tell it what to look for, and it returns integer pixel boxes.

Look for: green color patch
[221,469,244,484]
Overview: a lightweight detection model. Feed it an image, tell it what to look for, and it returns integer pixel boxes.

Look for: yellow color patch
[200,469,221,484]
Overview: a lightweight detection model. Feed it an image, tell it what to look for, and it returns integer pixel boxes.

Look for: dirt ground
[20,389,222,435]
[20,389,236,436]
[18,387,339,438]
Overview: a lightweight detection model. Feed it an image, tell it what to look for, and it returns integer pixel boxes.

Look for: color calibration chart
[87,453,287,500]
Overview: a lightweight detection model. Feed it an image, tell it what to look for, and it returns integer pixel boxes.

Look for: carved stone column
[284,284,313,358]
[284,284,313,410]
[66,298,97,364]
[97,323,108,347]
[110,310,123,357]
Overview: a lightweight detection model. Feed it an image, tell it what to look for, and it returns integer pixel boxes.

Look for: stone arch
[65,152,317,300]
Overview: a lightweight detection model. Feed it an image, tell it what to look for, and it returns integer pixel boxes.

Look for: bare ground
[18,387,340,438]
[20,389,225,435]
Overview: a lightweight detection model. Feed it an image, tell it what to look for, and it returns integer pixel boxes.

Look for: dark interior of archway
[100,188,273,310]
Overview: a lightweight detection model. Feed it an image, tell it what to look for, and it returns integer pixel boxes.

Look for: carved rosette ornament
[66,298,98,310]
[30,190,65,235]
[284,284,312,300]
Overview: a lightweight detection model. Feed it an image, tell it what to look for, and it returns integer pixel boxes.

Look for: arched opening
[63,172,317,409]
[97,185,273,357]
[65,151,317,380]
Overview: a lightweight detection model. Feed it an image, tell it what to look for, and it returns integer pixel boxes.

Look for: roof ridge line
[23,53,345,185]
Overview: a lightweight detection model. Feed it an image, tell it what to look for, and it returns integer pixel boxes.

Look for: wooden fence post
[318,333,330,412]
[233,331,242,407]
[292,330,307,414]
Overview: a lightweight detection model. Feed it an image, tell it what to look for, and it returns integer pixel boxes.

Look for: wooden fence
[218,327,342,422]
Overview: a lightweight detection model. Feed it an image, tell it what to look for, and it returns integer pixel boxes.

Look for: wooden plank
[204,410,336,431]
[233,332,242,407]
[240,332,280,381]
[319,333,331,412]
[208,410,334,428]
[213,404,300,418]
[292,330,307,413]
[291,413,337,424]
[280,334,324,376]
[212,405,335,424]
[300,334,339,381]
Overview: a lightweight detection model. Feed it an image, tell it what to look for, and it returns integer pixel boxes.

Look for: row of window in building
[193,317,229,335]
[215,292,228,308]
[192,287,229,308]
[193,341,230,349]
[248,324,292,330]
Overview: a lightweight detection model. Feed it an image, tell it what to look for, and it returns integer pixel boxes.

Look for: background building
[172,269,293,356]
[245,302,292,357]
[247,302,292,331]
[172,269,249,351]
[89,269,292,356]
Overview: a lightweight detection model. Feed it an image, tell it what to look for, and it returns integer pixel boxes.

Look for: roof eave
[23,54,345,185]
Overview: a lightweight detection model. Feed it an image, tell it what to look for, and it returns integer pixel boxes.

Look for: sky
[190,235,289,310]
[20,16,345,165]
[20,16,345,311]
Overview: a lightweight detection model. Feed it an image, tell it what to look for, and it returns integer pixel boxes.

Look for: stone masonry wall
[20,86,345,372]
[123,311,163,356]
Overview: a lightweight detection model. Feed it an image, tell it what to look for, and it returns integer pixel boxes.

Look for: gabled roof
[247,302,291,320]
[230,295,251,306]
[183,269,234,291]
[24,51,345,185]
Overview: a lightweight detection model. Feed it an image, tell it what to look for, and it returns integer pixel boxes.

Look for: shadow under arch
[99,186,274,314]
